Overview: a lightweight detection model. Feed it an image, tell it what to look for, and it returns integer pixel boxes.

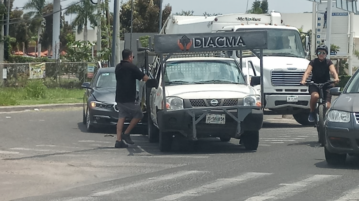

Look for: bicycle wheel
[317,104,326,145]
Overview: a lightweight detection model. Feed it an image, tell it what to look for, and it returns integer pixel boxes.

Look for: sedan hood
[92,88,116,104]
[166,84,257,99]
[332,94,359,112]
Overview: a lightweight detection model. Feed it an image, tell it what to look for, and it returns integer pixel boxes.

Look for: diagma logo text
[177,35,246,51]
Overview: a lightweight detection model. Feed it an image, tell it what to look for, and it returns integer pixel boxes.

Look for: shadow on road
[287,141,322,148]
[262,122,308,128]
[314,155,359,170]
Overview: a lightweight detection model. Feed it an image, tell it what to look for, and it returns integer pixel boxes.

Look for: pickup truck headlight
[244,95,261,107]
[327,110,350,123]
[166,97,183,110]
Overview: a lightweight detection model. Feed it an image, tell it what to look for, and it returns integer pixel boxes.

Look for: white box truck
[160,11,313,125]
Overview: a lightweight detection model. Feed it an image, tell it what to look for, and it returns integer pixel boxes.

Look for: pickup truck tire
[241,131,259,151]
[293,112,314,126]
[159,131,173,152]
[220,137,231,142]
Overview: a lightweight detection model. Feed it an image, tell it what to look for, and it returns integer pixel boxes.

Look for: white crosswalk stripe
[50,171,358,201]
[333,185,359,201]
[244,174,341,201]
[154,172,272,201]
[92,170,207,197]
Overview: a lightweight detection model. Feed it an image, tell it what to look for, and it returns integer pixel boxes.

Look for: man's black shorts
[308,84,333,102]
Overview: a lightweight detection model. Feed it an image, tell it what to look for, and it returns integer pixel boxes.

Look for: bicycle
[302,80,335,145]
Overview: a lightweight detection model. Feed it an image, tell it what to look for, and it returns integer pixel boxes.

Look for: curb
[0,103,83,112]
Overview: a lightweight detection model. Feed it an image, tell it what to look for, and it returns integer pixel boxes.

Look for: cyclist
[300,45,339,122]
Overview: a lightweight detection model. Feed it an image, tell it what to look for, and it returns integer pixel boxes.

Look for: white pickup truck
[146,56,263,152]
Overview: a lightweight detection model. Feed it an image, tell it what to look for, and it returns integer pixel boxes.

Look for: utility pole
[52,0,61,60]
[97,0,102,57]
[158,0,162,32]
[311,2,317,60]
[0,0,5,86]
[130,0,133,49]
[6,0,9,36]
[325,0,333,59]
[111,0,120,67]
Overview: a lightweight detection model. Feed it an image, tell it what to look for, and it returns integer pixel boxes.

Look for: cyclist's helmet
[316,45,328,55]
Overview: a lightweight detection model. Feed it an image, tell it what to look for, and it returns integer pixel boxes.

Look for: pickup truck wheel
[220,137,231,142]
[325,147,346,165]
[293,112,314,126]
[241,131,259,151]
[159,131,173,152]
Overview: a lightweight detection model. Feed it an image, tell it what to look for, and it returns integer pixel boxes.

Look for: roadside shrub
[25,79,47,99]
[0,91,18,106]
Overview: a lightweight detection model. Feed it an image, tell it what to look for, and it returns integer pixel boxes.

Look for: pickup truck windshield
[235,28,306,58]
[164,60,245,86]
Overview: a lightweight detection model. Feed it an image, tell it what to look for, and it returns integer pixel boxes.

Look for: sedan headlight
[244,95,261,107]
[90,101,111,109]
[166,97,183,110]
[327,110,350,123]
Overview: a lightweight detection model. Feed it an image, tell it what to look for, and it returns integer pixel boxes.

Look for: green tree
[64,0,97,42]
[247,0,268,14]
[120,0,172,35]
[24,0,47,57]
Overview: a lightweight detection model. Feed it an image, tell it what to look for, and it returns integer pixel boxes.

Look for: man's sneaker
[122,133,134,144]
[115,140,128,148]
[308,112,315,122]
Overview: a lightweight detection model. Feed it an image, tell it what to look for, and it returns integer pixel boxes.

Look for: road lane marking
[91,170,207,197]
[334,185,359,201]
[137,155,209,159]
[244,174,341,201]
[0,150,20,154]
[154,172,272,201]
[263,140,296,142]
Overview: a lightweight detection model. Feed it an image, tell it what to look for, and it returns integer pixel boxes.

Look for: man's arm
[329,64,340,83]
[300,64,313,85]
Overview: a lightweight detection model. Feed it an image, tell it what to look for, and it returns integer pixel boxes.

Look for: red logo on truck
[177,35,192,51]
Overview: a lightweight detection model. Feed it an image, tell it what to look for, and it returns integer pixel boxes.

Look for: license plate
[287,95,298,102]
[206,114,225,124]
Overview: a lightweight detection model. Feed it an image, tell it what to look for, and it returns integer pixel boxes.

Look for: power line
[0,1,82,24]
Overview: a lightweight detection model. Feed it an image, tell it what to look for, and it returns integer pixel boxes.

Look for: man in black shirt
[115,49,149,148]
[300,45,339,123]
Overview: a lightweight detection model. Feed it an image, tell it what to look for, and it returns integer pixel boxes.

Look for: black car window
[95,72,116,88]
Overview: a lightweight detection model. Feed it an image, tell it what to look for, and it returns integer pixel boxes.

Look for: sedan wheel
[86,108,95,132]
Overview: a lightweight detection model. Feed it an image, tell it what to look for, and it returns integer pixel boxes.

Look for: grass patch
[0,87,84,106]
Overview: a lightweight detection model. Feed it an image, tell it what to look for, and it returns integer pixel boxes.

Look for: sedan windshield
[345,72,359,93]
[164,60,245,86]
[95,72,116,88]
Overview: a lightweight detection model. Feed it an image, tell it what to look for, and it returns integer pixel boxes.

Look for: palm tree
[65,0,97,42]
[24,0,48,57]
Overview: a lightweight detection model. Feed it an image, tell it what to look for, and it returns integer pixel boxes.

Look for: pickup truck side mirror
[146,79,158,89]
[250,76,260,86]
[81,82,91,89]
[329,87,341,96]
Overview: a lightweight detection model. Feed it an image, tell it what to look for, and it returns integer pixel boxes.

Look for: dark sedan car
[324,70,359,165]
[81,67,147,133]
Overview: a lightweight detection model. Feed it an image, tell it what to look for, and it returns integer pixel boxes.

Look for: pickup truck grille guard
[179,106,259,140]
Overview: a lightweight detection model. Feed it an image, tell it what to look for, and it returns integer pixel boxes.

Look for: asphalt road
[1,108,359,201]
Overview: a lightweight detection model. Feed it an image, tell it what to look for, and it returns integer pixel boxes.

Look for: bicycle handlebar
[301,80,335,88]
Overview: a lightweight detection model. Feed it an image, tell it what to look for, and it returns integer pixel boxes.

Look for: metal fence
[1,62,99,88]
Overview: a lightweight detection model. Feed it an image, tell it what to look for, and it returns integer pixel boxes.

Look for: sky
[13,0,315,23]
